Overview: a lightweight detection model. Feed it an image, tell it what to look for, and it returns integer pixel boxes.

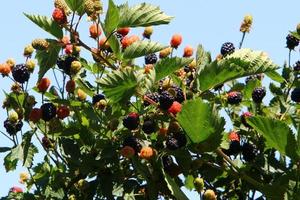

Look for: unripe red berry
[66,80,76,93]
[168,101,182,115]
[57,105,70,119]
[120,146,135,158]
[183,45,194,57]
[65,44,73,55]
[29,108,42,123]
[170,34,182,48]
[52,8,67,24]
[139,146,155,160]
[10,186,23,193]
[89,24,102,39]
[0,63,11,76]
[228,131,240,142]
[117,27,130,36]
[37,77,51,93]
[121,35,140,49]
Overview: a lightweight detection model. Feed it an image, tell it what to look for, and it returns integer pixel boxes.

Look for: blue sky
[0,0,299,198]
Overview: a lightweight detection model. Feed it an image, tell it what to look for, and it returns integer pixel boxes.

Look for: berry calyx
[227,91,242,105]
[57,105,70,119]
[123,112,140,130]
[139,146,155,160]
[40,103,57,121]
[120,146,135,158]
[89,24,102,39]
[29,108,42,123]
[183,45,194,57]
[170,34,182,48]
[220,42,235,56]
[168,101,182,115]
[252,87,266,103]
[37,77,51,93]
[52,8,67,24]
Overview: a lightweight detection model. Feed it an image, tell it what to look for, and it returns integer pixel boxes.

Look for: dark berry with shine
[145,53,158,65]
[123,112,139,130]
[171,85,185,103]
[142,119,157,134]
[252,87,266,103]
[242,142,257,162]
[159,91,175,110]
[123,136,142,154]
[40,103,57,121]
[227,140,241,155]
[4,119,16,135]
[294,61,300,72]
[12,64,30,83]
[291,88,300,102]
[286,34,299,50]
[15,121,23,132]
[166,133,187,150]
[144,92,160,107]
[57,55,78,75]
[220,42,235,56]
[227,91,242,105]
[92,94,105,105]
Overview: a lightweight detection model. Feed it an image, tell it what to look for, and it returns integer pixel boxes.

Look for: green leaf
[184,175,195,191]
[163,172,189,200]
[198,48,278,92]
[65,0,84,15]
[118,3,173,28]
[4,152,18,172]
[177,99,225,143]
[105,0,120,34]
[123,40,167,59]
[196,44,211,71]
[101,23,121,58]
[98,68,137,104]
[265,71,285,83]
[247,116,298,160]
[75,78,95,97]
[35,39,61,81]
[22,131,38,167]
[24,13,63,38]
[155,57,193,81]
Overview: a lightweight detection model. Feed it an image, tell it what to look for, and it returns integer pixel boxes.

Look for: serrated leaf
[36,39,61,81]
[198,48,278,92]
[22,131,37,167]
[123,40,167,59]
[265,71,285,83]
[65,0,84,15]
[247,116,298,160]
[24,13,63,38]
[98,68,137,104]
[155,57,193,81]
[105,0,120,34]
[196,44,211,72]
[177,99,225,143]
[75,78,95,97]
[4,152,18,172]
[163,172,189,200]
[101,23,121,58]
[118,3,173,28]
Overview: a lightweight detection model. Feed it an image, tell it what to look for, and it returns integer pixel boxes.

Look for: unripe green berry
[70,61,82,75]
[203,189,217,200]
[193,177,204,192]
[9,111,19,123]
[24,44,34,57]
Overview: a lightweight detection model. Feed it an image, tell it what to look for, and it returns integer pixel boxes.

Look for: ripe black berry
[291,88,300,102]
[4,119,15,135]
[40,103,57,121]
[145,53,158,65]
[227,140,241,155]
[242,142,257,162]
[57,55,78,75]
[252,87,266,103]
[166,133,187,150]
[294,61,300,72]
[12,64,30,83]
[220,42,235,56]
[159,91,175,110]
[227,91,242,105]
[92,94,105,105]
[142,119,157,134]
[123,136,142,154]
[162,156,181,177]
[15,121,23,132]
[171,85,185,103]
[286,34,299,50]
[144,92,160,107]
[123,113,139,130]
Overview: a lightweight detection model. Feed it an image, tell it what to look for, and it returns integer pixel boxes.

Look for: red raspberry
[65,44,73,55]
[168,101,182,115]
[29,108,42,123]
[121,35,140,49]
[37,77,51,93]
[183,45,194,57]
[52,8,67,24]
[120,146,135,158]
[89,24,102,39]
[66,80,76,93]
[170,34,182,48]
[56,105,70,119]
[117,27,130,36]
[228,131,240,142]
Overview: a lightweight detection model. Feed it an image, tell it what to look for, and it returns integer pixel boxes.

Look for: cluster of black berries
[286,34,299,50]
[123,112,140,130]
[225,140,257,162]
[12,64,30,83]
[41,103,57,121]
[145,53,158,65]
[4,119,23,135]
[123,136,142,154]
[252,87,266,103]
[227,91,243,105]
[56,55,78,75]
[220,42,235,56]
[144,92,160,107]
[166,132,187,150]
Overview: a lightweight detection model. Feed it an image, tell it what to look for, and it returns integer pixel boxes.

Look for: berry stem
[239,32,246,49]
[52,69,62,95]
[288,49,291,67]
[0,130,15,144]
